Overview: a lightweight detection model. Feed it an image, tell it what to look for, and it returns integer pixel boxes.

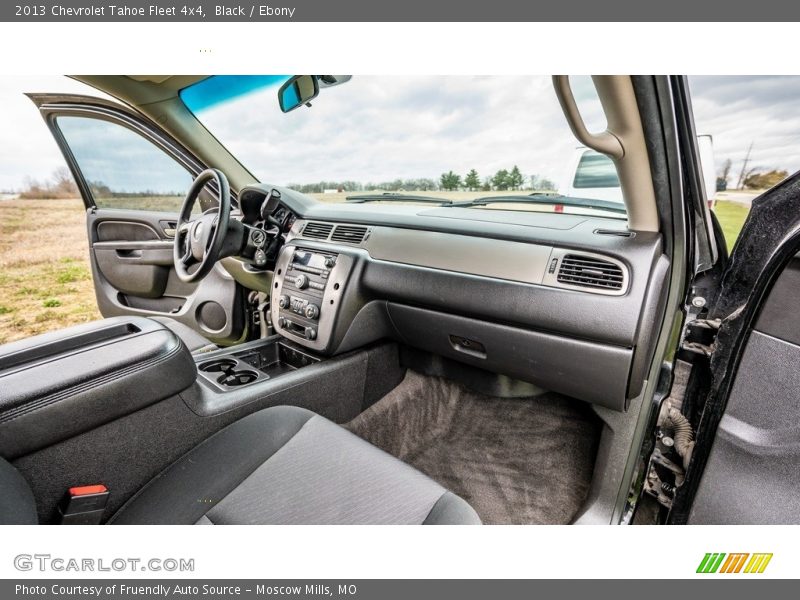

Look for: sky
[1,75,799,192]
[689,76,800,183]
[186,75,605,188]
[0,76,106,191]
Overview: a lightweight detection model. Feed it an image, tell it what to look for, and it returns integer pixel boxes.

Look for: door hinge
[680,317,721,357]
[643,360,697,509]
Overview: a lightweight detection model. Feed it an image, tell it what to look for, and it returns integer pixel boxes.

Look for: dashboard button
[294,274,309,289]
[278,295,290,309]
[304,304,320,320]
[304,327,317,341]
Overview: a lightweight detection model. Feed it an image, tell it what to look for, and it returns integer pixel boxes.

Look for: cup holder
[199,358,238,373]
[198,358,259,388]
[216,369,259,387]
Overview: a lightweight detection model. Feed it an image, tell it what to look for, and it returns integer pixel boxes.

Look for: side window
[573,150,620,188]
[55,116,195,212]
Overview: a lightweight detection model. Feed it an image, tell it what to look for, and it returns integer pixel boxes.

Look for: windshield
[181,75,624,217]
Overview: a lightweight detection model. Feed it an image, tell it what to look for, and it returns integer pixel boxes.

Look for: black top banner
[3,0,798,22]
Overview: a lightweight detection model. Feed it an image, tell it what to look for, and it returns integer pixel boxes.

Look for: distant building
[0,193,20,201]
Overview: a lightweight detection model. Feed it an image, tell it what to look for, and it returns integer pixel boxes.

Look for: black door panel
[87,209,245,345]
[690,256,800,522]
[675,169,800,524]
[94,241,172,298]
[96,220,162,241]
[688,329,800,523]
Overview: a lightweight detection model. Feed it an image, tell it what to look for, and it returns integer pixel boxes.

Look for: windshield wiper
[345,193,452,205]
[450,193,627,215]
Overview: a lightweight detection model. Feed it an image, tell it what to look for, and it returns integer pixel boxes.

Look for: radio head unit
[270,245,353,353]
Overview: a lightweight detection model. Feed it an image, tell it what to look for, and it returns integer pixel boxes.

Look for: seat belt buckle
[58,484,109,525]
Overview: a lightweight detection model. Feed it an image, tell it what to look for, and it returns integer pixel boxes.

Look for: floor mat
[346,370,601,524]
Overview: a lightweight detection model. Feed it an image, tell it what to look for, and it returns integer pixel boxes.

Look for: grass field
[0,198,100,344]
[713,200,751,250]
[0,196,752,343]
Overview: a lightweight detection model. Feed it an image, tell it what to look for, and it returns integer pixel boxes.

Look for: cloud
[2,75,800,194]
[193,75,583,187]
[0,76,103,191]
[689,75,800,180]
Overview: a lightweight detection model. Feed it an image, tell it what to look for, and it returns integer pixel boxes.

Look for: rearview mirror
[278,75,319,113]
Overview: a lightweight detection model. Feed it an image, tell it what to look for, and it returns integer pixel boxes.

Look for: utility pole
[736,142,754,190]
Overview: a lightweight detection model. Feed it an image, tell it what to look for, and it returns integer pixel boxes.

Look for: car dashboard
[229,184,668,413]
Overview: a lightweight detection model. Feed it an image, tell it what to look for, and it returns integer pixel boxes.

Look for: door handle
[160,220,178,237]
[115,249,143,258]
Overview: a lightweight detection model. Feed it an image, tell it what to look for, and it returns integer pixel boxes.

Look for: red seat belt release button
[70,484,108,497]
[58,484,109,525]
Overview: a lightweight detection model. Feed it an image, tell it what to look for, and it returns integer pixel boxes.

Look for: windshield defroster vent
[331,225,368,244]
[302,222,334,240]
[557,254,625,292]
[594,228,635,238]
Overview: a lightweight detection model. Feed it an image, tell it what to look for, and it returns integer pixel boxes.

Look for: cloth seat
[0,406,479,525]
[149,316,217,353]
[109,406,481,525]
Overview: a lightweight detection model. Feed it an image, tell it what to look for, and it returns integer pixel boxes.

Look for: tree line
[18,167,79,199]
[288,167,557,195]
[439,166,555,192]
[716,157,788,191]
[14,167,183,199]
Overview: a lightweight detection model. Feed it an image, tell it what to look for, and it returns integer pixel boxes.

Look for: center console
[196,340,320,392]
[270,244,356,353]
[193,243,360,395]
[0,317,196,458]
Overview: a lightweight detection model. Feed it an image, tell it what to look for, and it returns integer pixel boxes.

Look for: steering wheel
[173,168,231,283]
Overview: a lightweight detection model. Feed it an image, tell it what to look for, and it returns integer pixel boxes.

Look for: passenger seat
[0,406,480,525]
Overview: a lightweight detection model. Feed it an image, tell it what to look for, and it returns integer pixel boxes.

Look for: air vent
[302,222,334,240]
[330,225,368,244]
[557,254,624,291]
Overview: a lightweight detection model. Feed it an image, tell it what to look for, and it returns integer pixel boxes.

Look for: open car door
[28,93,247,345]
[668,173,800,523]
[631,76,799,524]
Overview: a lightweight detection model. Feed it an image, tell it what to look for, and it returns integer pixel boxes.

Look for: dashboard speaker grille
[330,225,368,244]
[557,254,624,291]
[302,222,334,240]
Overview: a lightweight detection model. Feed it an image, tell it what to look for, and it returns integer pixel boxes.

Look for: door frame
[620,75,727,524]
[27,93,247,345]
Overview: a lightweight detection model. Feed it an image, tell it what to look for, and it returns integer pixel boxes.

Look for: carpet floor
[346,370,601,524]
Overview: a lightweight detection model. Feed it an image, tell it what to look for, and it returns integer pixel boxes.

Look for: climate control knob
[324,256,336,268]
[278,295,290,309]
[304,304,320,320]
[294,274,309,289]
[304,327,317,341]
